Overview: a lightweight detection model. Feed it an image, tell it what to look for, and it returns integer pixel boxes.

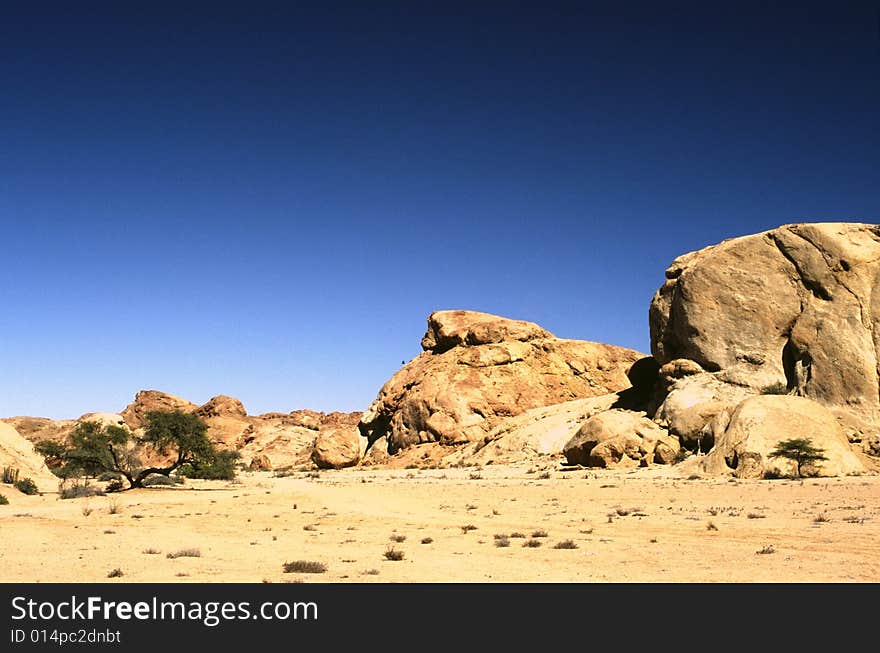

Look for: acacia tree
[768,438,828,478]
[38,410,232,489]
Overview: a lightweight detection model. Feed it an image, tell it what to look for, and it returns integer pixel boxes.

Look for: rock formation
[358,310,646,454]
[0,422,59,492]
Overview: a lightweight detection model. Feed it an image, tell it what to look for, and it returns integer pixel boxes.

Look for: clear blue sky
[1,1,877,419]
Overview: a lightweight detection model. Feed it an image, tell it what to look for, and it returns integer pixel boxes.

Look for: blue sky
[1,2,878,419]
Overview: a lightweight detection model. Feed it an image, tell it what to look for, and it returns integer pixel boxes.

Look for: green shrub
[14,478,39,495]
[177,450,240,480]
[97,471,124,482]
[0,494,8,505]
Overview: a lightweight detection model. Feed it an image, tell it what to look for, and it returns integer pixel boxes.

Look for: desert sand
[2,464,878,583]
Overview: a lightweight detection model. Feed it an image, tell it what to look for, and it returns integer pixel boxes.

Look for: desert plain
[2,463,878,583]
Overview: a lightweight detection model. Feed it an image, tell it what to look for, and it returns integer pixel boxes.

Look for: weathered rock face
[563,409,679,468]
[650,223,880,421]
[359,310,646,454]
[197,395,247,419]
[0,422,59,492]
[120,390,199,429]
[699,396,865,478]
[311,426,362,469]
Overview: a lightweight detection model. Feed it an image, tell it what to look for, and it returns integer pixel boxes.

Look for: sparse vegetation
[537,471,551,480]
[420,537,433,544]
[756,545,776,555]
[747,512,766,519]
[166,548,201,559]
[553,540,578,549]
[494,534,511,547]
[384,547,405,561]
[81,505,93,517]
[509,532,526,538]
[468,472,482,480]
[107,499,121,514]
[768,438,828,477]
[59,478,105,500]
[813,514,830,524]
[461,524,477,533]
[390,534,407,543]
[2,467,20,484]
[107,568,124,578]
[142,548,161,555]
[0,494,8,505]
[531,529,548,538]
[706,521,718,531]
[282,560,327,574]
[523,539,542,548]
[14,478,38,495]
[761,381,789,395]
[43,411,235,490]
[141,474,179,487]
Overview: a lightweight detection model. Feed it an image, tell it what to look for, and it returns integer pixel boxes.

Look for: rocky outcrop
[650,223,880,426]
[699,396,865,478]
[358,310,646,454]
[120,390,199,429]
[0,422,59,492]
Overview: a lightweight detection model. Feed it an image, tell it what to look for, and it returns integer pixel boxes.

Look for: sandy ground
[2,464,879,583]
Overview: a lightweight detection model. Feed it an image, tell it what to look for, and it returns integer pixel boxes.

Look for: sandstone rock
[0,422,59,492]
[120,390,199,429]
[700,396,865,478]
[654,373,753,452]
[563,409,676,467]
[311,426,361,469]
[248,453,272,471]
[359,310,646,454]
[198,395,247,419]
[650,223,880,425]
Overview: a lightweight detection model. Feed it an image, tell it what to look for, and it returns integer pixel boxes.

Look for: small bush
[166,548,201,559]
[384,547,405,561]
[813,514,830,524]
[59,479,105,500]
[531,529,548,538]
[756,545,776,555]
[14,478,39,495]
[282,560,327,574]
[81,506,93,517]
[420,537,433,544]
[553,540,578,549]
[537,471,551,480]
[523,539,542,548]
[97,471,123,482]
[107,499,121,514]
[509,532,526,539]
[761,382,789,395]
[707,521,718,531]
[461,524,477,533]
[107,568,124,578]
[105,480,124,493]
[0,494,8,505]
[141,474,178,487]
[494,536,511,548]
[2,467,20,484]
[142,548,161,555]
[468,472,482,480]
[389,534,407,543]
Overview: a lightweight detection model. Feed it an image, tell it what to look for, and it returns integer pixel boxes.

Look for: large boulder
[358,310,646,454]
[700,395,865,478]
[650,223,880,423]
[563,409,679,468]
[311,426,362,469]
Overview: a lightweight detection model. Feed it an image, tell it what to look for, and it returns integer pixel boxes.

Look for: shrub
[420,537,433,544]
[523,539,542,548]
[166,548,201,559]
[0,494,8,505]
[59,478,105,500]
[460,524,477,533]
[107,568,124,578]
[97,471,123,482]
[756,545,776,555]
[141,474,178,487]
[553,540,579,549]
[105,480,124,493]
[107,499,121,514]
[494,536,511,548]
[761,382,789,395]
[2,467,20,484]
[14,478,39,495]
[383,547,405,561]
[531,529,548,538]
[282,560,327,574]
[389,534,406,543]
